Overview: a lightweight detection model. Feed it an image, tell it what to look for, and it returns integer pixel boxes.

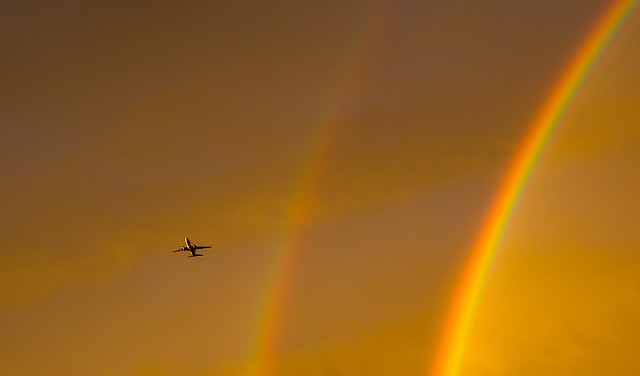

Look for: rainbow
[243,1,396,375]
[431,1,640,376]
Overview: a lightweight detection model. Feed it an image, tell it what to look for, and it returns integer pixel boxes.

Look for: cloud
[0,236,144,307]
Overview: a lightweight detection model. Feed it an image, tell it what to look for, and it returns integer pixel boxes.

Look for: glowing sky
[1,1,639,375]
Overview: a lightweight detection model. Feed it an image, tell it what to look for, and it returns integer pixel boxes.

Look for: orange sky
[1,1,639,375]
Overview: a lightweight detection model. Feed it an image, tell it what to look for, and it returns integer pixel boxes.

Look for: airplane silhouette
[173,238,212,257]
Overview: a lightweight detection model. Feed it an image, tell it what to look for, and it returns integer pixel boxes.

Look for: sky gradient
[1,1,640,375]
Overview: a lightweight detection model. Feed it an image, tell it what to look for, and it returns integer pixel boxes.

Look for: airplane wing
[194,245,212,250]
[174,248,185,252]
[189,249,204,257]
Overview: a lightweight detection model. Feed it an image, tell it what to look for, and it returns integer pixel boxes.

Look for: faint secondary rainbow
[431,1,640,376]
[243,2,397,375]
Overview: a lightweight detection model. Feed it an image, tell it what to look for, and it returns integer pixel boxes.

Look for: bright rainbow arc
[243,2,395,375]
[431,1,640,376]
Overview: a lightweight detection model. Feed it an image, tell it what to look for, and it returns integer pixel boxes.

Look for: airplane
[173,237,212,257]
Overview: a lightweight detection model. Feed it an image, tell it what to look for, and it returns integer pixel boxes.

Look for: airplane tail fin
[189,253,203,258]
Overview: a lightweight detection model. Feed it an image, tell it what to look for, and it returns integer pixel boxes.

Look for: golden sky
[1,0,639,375]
